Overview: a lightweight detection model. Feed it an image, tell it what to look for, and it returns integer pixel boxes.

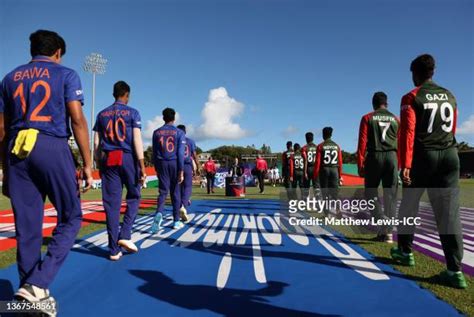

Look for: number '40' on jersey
[93,102,142,153]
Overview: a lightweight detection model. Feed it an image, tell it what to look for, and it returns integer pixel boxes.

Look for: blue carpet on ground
[0,199,461,316]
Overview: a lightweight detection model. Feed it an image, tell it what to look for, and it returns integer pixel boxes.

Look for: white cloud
[281,125,299,138]
[457,115,474,134]
[143,112,181,141]
[193,87,248,141]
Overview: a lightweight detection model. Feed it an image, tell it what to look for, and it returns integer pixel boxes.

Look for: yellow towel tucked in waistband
[12,129,39,159]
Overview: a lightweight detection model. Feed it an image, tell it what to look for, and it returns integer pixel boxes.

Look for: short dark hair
[410,54,435,81]
[286,141,292,149]
[372,92,387,109]
[322,127,333,140]
[305,132,314,143]
[177,124,186,133]
[113,81,130,99]
[294,143,301,150]
[30,30,66,57]
[163,107,176,123]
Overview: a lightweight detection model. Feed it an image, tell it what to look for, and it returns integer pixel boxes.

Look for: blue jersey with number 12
[93,102,141,153]
[0,56,84,138]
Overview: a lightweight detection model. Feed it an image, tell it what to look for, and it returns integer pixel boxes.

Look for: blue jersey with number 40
[93,102,141,153]
[0,56,84,138]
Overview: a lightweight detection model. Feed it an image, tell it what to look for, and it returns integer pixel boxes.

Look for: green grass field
[1,180,473,315]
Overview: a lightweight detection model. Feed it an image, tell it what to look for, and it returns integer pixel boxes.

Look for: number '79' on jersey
[398,81,458,169]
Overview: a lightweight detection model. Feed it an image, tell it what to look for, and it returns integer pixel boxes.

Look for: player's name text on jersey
[425,93,449,101]
[13,67,50,81]
[100,109,131,117]
[157,130,177,136]
[372,115,396,121]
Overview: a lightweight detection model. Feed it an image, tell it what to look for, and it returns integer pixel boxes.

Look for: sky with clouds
[1,0,473,152]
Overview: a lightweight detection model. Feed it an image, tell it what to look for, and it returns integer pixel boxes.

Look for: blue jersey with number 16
[152,124,185,171]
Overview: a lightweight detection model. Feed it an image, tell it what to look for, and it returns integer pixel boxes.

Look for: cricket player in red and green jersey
[281,141,294,189]
[313,127,343,215]
[391,54,466,289]
[302,132,318,198]
[0,30,93,313]
[357,92,399,243]
[290,143,306,193]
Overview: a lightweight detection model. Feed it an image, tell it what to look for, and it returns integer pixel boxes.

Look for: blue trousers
[156,160,181,221]
[101,152,141,255]
[7,134,82,289]
[181,163,193,207]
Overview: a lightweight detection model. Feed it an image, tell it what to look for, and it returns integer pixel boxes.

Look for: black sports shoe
[15,283,57,316]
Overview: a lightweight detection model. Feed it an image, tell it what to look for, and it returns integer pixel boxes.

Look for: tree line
[69,142,473,168]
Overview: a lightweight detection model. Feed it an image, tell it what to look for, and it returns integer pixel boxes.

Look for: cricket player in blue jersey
[150,108,186,232]
[177,124,199,222]
[93,81,146,261]
[0,30,92,315]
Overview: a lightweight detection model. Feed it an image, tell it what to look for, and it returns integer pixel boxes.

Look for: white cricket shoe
[118,239,138,253]
[109,251,123,261]
[180,207,189,222]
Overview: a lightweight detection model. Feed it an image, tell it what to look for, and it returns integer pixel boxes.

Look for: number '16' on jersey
[152,124,186,169]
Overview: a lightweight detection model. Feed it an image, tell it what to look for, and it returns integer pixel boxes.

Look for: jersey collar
[30,55,55,63]
[113,101,127,106]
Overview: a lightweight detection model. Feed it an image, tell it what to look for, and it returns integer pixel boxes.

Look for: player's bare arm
[133,127,147,185]
[192,151,200,175]
[68,100,93,192]
[177,134,185,184]
[93,131,101,168]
